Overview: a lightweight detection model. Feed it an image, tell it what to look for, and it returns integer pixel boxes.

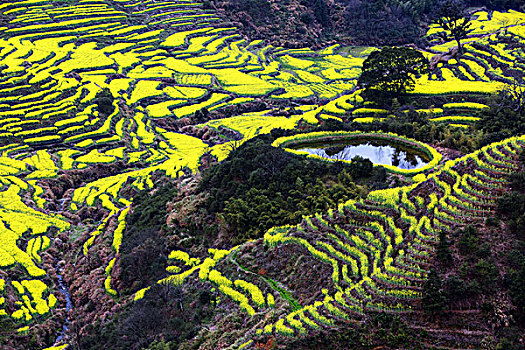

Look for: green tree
[431,0,473,55]
[94,88,115,116]
[422,268,447,316]
[436,231,453,267]
[477,79,525,144]
[312,0,330,28]
[358,46,429,102]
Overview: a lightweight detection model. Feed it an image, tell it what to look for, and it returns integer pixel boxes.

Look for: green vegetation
[186,135,374,246]
[118,184,178,294]
[477,77,525,144]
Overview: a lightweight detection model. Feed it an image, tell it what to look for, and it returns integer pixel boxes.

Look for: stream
[58,198,66,212]
[54,266,73,344]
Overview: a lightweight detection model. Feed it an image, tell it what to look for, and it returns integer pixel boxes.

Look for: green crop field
[0,1,523,349]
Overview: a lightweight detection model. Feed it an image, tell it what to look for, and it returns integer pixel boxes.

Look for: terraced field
[0,1,523,349]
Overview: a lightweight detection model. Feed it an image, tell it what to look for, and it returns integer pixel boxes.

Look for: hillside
[0,0,523,350]
[206,0,525,47]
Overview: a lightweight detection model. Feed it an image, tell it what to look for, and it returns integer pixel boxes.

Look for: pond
[295,139,430,170]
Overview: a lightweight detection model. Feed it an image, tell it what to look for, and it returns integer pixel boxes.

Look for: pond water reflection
[296,140,430,170]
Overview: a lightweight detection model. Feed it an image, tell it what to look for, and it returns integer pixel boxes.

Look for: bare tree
[503,73,525,113]
[431,0,473,55]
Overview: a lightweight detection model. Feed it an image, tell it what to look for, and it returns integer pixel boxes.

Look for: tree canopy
[358,46,429,102]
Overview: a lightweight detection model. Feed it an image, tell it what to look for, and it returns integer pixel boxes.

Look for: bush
[498,192,525,236]
[94,88,115,116]
[347,156,373,179]
[473,259,498,292]
[457,226,480,256]
[436,231,453,267]
[118,184,178,293]
[476,89,525,137]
